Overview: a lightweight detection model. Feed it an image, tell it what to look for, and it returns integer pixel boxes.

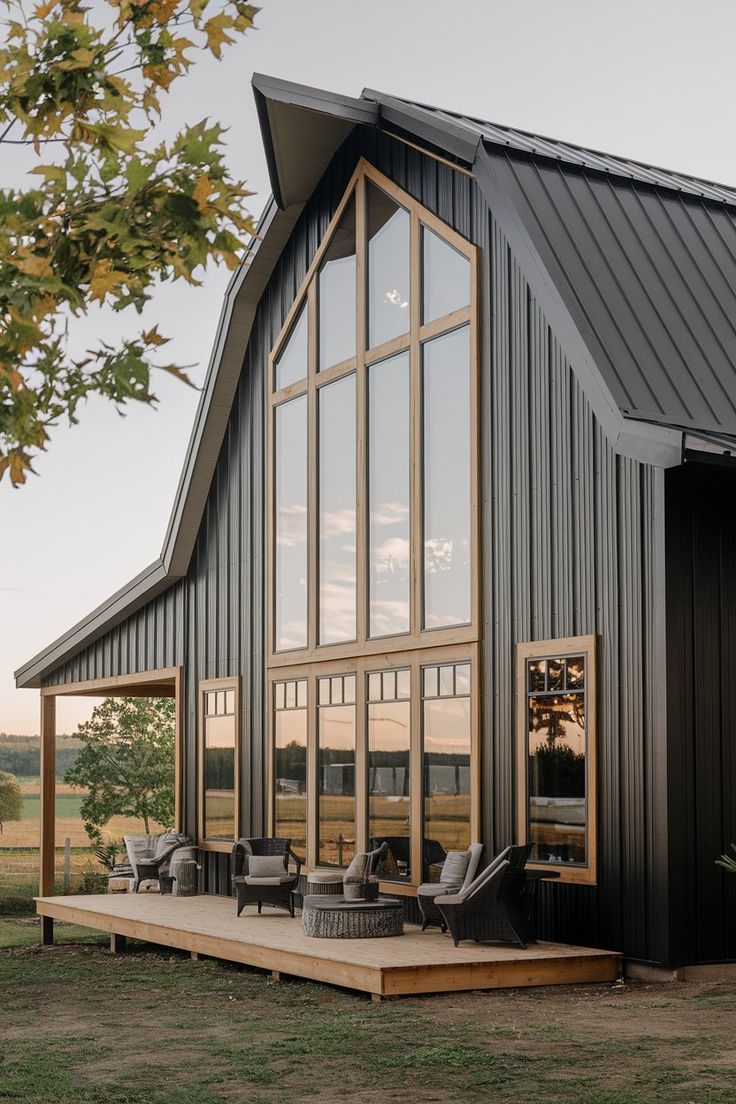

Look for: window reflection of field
[204,791,234,840]
[317,795,356,866]
[274,795,307,854]
[424,794,471,853]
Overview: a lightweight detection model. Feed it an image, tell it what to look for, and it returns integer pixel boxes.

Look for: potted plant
[716,844,736,874]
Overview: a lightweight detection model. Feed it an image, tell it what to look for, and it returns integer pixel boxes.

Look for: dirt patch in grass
[1,918,734,1104]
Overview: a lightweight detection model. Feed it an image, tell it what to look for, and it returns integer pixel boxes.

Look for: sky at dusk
[3,0,736,734]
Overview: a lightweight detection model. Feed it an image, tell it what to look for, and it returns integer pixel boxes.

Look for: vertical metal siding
[42,129,668,960]
[666,463,736,964]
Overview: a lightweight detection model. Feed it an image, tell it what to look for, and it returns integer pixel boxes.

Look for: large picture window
[268,647,478,886]
[274,678,307,856]
[198,678,239,851]
[268,160,478,666]
[516,636,597,885]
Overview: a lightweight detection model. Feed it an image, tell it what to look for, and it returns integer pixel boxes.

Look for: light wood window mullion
[410,209,422,640]
[356,175,367,648]
[307,280,318,654]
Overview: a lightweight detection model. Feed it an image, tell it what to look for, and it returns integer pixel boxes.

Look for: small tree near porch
[0,770,23,832]
[65,697,175,839]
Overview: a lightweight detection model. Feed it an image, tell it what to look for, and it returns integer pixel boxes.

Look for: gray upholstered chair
[232,837,302,917]
[417,842,485,931]
[123,831,192,893]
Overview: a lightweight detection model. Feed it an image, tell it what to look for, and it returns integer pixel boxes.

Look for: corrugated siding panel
[42,129,667,960]
[666,463,736,964]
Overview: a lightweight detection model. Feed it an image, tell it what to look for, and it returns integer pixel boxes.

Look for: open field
[1,916,735,1103]
[2,777,164,848]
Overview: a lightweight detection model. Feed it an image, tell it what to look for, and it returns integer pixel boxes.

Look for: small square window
[331,677,343,705]
[423,667,439,698]
[297,680,307,709]
[439,666,454,697]
[382,670,397,701]
[285,681,296,709]
[225,690,235,714]
[566,656,585,690]
[368,672,381,702]
[455,664,471,696]
[274,683,285,711]
[397,669,411,700]
[548,659,564,691]
[216,691,226,714]
[319,678,330,706]
[528,660,546,692]
[344,675,356,704]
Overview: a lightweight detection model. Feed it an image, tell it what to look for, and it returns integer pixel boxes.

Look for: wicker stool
[173,858,199,897]
[306,870,344,896]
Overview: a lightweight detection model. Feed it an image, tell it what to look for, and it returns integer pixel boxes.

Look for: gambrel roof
[16,74,736,687]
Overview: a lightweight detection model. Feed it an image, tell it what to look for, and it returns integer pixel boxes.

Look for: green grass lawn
[1,915,735,1103]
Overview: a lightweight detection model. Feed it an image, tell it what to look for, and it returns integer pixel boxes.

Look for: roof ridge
[363,88,736,206]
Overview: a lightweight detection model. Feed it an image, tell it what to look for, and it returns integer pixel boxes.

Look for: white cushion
[307,870,343,884]
[244,875,293,885]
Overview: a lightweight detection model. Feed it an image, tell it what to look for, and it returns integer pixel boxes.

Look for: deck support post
[39,693,56,946]
[110,933,127,954]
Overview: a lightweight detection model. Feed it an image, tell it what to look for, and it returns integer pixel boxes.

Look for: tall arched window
[267,160,480,883]
[268,160,479,663]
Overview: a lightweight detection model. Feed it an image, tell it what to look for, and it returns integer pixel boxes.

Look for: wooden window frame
[266,158,480,669]
[197,676,240,853]
[516,635,597,886]
[267,643,479,894]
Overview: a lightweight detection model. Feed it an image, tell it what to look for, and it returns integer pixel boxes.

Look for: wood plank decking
[36,894,621,1000]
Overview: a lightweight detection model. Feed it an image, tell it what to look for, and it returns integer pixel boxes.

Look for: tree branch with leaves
[65,696,176,838]
[0,0,259,485]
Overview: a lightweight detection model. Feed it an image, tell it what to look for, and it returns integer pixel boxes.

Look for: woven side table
[302,896,404,939]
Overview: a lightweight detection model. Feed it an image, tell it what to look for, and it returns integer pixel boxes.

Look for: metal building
[17,75,736,971]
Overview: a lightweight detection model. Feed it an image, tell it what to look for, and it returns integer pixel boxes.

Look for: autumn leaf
[89,261,128,302]
[192,173,215,212]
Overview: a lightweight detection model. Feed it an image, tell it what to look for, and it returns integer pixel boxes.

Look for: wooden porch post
[39,692,56,945]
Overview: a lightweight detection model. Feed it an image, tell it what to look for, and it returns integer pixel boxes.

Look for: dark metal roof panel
[486,148,736,437]
[378,96,736,205]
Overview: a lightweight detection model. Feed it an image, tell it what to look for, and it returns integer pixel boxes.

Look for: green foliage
[64,697,175,838]
[716,842,736,874]
[0,769,23,831]
[92,837,124,871]
[0,732,81,777]
[0,0,260,485]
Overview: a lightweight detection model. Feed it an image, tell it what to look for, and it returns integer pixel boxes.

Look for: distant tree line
[0,734,81,779]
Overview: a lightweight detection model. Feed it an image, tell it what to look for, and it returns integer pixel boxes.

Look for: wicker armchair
[417,842,485,931]
[124,832,192,893]
[231,837,302,917]
[435,843,534,948]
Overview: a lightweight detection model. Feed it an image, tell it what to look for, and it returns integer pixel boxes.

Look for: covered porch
[35,892,620,1000]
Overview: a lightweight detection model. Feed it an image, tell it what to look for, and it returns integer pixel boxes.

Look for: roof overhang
[18,74,736,689]
[252,73,378,209]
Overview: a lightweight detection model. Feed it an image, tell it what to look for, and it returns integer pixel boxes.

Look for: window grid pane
[524,652,588,868]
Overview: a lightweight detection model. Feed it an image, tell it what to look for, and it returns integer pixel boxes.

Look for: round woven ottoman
[306,870,344,896]
[301,896,404,939]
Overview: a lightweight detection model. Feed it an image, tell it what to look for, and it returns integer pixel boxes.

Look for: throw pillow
[248,855,287,878]
[440,849,470,889]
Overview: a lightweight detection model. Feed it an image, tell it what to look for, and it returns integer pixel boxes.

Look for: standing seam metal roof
[367,94,736,438]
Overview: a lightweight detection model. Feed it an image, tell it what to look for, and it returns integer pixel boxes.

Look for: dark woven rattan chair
[435,843,534,948]
[232,837,302,917]
[417,842,485,931]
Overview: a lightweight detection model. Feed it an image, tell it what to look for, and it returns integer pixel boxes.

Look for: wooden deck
[36,893,621,1000]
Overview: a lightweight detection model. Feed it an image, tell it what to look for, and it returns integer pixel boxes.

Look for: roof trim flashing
[364,89,481,165]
